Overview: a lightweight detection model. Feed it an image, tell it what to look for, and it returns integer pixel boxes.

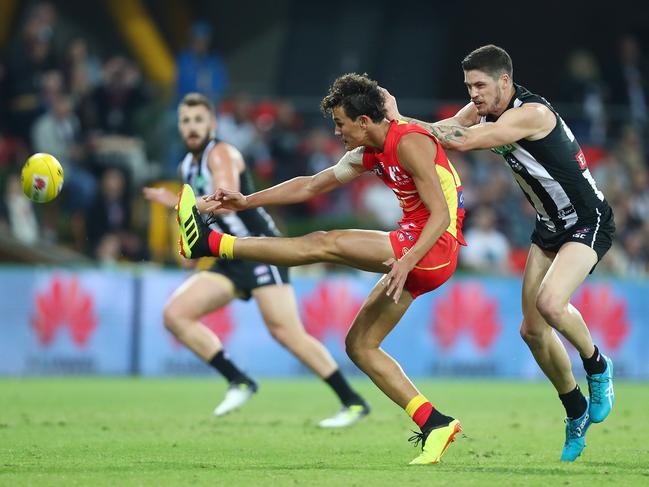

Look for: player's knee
[305,230,344,261]
[535,292,566,325]
[267,321,294,347]
[519,320,545,348]
[163,302,184,335]
[344,334,364,365]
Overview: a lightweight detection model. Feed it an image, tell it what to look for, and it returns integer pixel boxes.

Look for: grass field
[1,378,648,486]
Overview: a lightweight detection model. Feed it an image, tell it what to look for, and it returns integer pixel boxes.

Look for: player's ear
[358,115,371,128]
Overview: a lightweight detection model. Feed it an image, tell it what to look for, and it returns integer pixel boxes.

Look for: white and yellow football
[21,153,65,203]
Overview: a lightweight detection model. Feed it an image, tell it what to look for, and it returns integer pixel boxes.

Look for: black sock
[208,350,254,385]
[581,345,607,375]
[324,369,365,407]
[421,408,454,433]
[559,384,588,419]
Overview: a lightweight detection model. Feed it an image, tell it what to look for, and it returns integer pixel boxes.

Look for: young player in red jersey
[177,73,465,464]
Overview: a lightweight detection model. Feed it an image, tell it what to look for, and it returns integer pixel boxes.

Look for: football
[21,153,65,203]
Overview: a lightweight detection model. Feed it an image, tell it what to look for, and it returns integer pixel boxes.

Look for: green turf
[1,378,647,486]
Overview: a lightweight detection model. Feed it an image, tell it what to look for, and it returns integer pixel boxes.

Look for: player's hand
[203,188,249,212]
[380,87,401,121]
[381,256,415,303]
[142,186,177,208]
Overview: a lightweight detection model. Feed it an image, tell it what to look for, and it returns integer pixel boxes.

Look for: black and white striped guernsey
[179,138,281,237]
[482,84,608,233]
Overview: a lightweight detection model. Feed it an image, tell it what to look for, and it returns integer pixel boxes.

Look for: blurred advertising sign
[0,269,134,375]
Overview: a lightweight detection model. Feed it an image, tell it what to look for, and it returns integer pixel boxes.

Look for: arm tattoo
[404,117,467,148]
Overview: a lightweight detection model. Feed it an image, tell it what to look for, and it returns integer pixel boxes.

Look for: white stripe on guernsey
[269,265,283,284]
[514,98,523,108]
[511,172,555,231]
[591,208,601,249]
[511,143,579,228]
[582,168,605,201]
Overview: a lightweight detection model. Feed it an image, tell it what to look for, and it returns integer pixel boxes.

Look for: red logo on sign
[576,150,587,170]
[430,283,501,351]
[32,276,97,347]
[573,285,629,350]
[301,282,363,342]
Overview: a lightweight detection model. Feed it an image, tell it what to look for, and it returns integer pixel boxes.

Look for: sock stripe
[405,394,428,418]
[219,234,236,259]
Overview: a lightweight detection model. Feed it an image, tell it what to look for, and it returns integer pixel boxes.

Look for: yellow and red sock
[208,231,236,259]
[405,394,433,429]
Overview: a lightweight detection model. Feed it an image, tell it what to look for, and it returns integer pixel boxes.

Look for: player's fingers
[382,258,396,267]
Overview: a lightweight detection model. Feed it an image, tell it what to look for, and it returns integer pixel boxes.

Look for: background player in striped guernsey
[143,93,369,427]
[382,44,615,462]
[180,74,466,465]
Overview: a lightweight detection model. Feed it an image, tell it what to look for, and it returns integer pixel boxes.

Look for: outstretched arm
[204,149,367,212]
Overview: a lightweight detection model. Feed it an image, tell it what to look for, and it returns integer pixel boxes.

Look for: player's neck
[365,120,391,151]
[493,85,516,118]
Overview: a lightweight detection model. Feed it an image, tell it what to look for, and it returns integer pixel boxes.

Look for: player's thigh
[521,244,554,323]
[166,271,237,320]
[326,229,394,273]
[346,280,413,350]
[538,241,598,304]
[252,284,303,332]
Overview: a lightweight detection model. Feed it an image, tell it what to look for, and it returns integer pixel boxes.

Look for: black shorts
[531,205,615,266]
[210,259,290,301]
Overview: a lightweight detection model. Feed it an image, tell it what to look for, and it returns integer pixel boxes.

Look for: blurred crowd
[0,2,648,276]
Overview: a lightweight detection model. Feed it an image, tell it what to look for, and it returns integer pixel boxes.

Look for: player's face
[178,104,215,154]
[464,70,507,116]
[331,106,366,150]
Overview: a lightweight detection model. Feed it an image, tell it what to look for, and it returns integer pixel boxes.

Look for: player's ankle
[208,231,236,258]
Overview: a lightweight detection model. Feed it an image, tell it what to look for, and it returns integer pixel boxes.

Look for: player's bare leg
[346,282,461,464]
[164,272,258,416]
[164,272,236,360]
[254,284,369,427]
[520,245,576,394]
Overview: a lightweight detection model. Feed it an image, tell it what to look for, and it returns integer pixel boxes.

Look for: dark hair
[179,92,214,113]
[461,45,513,80]
[320,73,384,123]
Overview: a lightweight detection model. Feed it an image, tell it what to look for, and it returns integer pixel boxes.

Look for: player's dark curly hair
[461,44,513,80]
[320,73,384,123]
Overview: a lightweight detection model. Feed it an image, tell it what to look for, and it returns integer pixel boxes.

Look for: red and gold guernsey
[361,121,466,245]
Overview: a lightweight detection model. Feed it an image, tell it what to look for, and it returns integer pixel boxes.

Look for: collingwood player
[143,93,368,427]
[383,44,615,462]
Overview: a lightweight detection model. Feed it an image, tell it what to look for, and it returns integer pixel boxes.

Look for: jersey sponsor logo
[491,144,515,156]
[576,150,588,170]
[504,153,523,172]
[388,165,412,186]
[372,164,385,177]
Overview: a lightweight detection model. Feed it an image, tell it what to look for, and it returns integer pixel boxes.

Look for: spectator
[176,21,228,104]
[460,206,511,274]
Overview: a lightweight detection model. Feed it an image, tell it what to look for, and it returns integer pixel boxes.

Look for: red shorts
[389,229,460,299]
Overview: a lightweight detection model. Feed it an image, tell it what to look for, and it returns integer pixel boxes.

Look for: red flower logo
[301,282,364,342]
[573,285,629,350]
[200,306,234,343]
[32,275,97,347]
[430,283,501,351]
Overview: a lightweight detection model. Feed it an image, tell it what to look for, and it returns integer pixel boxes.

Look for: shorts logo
[572,227,590,239]
[257,274,272,285]
[398,232,405,242]
[254,265,269,276]
[404,232,414,241]
[402,247,410,256]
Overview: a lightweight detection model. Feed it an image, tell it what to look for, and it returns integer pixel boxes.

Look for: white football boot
[318,403,370,428]
[213,382,258,417]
